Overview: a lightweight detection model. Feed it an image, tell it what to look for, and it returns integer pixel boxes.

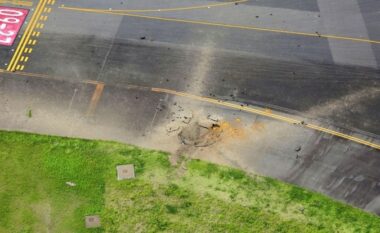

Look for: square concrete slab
[85,215,101,228]
[116,164,135,180]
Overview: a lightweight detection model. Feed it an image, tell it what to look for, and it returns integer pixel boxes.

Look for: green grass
[0,131,379,232]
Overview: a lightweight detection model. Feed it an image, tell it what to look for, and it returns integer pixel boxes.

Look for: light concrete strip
[317,0,378,68]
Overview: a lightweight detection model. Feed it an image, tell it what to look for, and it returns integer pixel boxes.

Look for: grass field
[0,131,379,232]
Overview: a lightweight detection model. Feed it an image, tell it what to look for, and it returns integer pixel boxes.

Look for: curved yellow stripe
[1,68,379,150]
[61,0,247,13]
[151,87,380,150]
[59,6,380,45]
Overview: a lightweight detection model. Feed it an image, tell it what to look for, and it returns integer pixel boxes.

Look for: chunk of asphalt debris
[183,113,193,124]
[315,31,321,37]
[183,116,191,124]
[166,125,180,133]
[198,119,214,129]
[207,114,220,122]
[140,36,146,40]
[295,146,302,152]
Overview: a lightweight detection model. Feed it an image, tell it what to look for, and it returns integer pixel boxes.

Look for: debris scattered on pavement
[207,114,220,122]
[166,124,180,133]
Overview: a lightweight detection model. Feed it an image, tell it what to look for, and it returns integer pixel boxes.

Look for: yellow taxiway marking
[151,88,380,150]
[60,6,380,45]
[0,68,378,150]
[7,0,45,71]
[7,0,54,72]
[24,47,32,53]
[7,0,47,71]
[0,0,33,6]
[60,0,247,13]
[43,7,51,13]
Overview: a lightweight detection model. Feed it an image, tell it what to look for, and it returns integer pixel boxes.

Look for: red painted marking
[0,6,29,46]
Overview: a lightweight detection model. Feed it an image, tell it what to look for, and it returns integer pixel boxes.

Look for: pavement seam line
[60,0,248,13]
[59,6,380,45]
[0,68,378,150]
[151,87,380,150]
[6,0,43,71]
[8,0,47,72]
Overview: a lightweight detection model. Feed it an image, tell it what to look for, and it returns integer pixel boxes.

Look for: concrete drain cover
[179,121,222,147]
[116,164,135,180]
[85,215,101,228]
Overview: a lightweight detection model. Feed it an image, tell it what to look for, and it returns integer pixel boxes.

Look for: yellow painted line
[7,0,43,71]
[20,56,25,62]
[86,83,105,116]
[60,6,380,45]
[306,124,380,150]
[0,68,378,150]
[36,23,44,29]
[151,88,301,125]
[24,57,29,62]
[8,0,47,72]
[35,31,41,37]
[151,88,380,150]
[0,0,33,6]
[40,15,48,21]
[63,0,247,13]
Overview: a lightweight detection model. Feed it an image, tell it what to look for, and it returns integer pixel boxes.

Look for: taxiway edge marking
[59,6,380,45]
